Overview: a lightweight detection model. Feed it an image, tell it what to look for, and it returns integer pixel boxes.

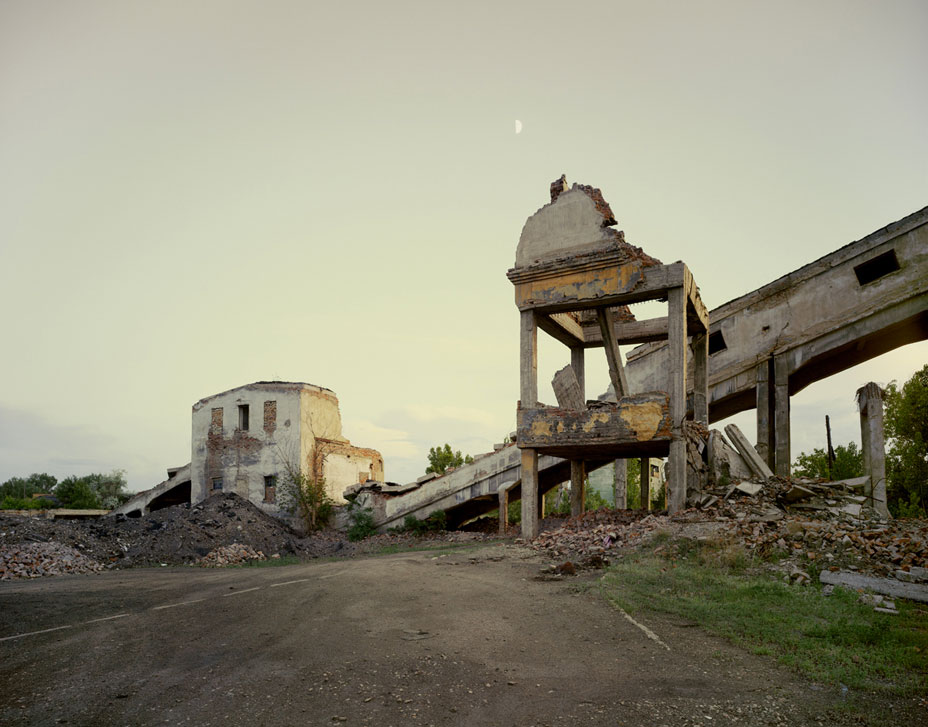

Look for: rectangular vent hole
[854,249,899,286]
[708,331,727,355]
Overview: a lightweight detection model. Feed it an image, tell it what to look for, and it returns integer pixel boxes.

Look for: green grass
[599,536,928,695]
[368,541,487,556]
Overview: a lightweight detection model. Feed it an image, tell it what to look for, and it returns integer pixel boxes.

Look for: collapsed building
[112,382,383,518]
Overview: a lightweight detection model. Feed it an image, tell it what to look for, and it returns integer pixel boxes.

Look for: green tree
[0,472,58,501]
[425,444,473,475]
[55,477,102,509]
[792,442,864,480]
[884,365,928,517]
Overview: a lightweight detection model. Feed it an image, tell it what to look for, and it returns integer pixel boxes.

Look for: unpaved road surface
[0,543,908,726]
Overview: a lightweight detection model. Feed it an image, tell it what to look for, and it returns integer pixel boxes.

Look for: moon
[515,119,523,134]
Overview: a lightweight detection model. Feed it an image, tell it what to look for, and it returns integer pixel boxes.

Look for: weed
[346,503,378,542]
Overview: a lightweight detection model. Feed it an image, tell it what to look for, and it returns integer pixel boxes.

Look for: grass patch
[600,537,928,695]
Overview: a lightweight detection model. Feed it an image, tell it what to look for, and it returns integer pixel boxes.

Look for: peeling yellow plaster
[531,419,553,437]
[582,412,611,433]
[619,402,664,439]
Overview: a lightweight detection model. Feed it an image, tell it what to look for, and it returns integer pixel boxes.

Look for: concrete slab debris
[819,569,928,604]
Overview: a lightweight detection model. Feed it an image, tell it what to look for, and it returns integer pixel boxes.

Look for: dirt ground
[2,542,921,727]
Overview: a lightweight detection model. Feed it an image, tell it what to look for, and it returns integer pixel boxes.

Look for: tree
[425,444,473,475]
[792,443,864,481]
[0,473,58,501]
[55,477,102,509]
[884,365,928,517]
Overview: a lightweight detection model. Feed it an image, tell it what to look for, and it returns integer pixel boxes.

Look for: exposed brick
[263,400,277,435]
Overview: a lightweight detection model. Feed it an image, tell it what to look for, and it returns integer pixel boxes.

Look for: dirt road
[0,543,879,726]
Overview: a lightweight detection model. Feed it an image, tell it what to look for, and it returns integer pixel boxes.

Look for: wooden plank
[520,448,539,540]
[536,312,584,348]
[520,310,538,408]
[667,286,687,514]
[597,307,629,397]
[570,460,586,516]
[683,265,709,332]
[552,365,585,410]
[724,423,774,480]
[583,317,669,346]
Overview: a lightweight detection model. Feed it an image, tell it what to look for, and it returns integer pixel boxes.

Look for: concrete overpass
[624,204,928,475]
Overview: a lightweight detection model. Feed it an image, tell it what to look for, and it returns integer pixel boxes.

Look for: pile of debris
[529,508,667,560]
[196,543,268,567]
[0,542,103,580]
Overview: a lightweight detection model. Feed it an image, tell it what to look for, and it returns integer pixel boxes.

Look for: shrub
[346,503,378,542]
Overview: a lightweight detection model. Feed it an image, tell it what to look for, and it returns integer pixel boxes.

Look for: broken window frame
[211,477,223,491]
[264,474,277,503]
[238,404,250,431]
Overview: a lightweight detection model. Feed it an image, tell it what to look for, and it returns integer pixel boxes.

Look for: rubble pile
[0,542,103,580]
[196,543,267,567]
[0,493,341,573]
[530,509,667,560]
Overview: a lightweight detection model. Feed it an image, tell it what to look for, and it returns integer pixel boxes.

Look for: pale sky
[1,1,926,492]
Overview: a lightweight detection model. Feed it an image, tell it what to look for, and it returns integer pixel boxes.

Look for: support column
[498,486,509,535]
[774,354,790,477]
[519,310,539,539]
[614,459,627,509]
[521,449,539,539]
[755,359,773,468]
[640,457,651,510]
[667,286,687,514]
[570,460,586,516]
[692,332,708,426]
[570,346,585,401]
[858,383,890,519]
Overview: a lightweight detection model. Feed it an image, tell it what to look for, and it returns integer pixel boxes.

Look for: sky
[1,1,926,493]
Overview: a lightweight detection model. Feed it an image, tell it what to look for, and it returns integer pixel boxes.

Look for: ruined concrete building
[113,381,383,518]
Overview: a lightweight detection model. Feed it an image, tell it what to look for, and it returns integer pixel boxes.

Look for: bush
[399,510,447,535]
[277,472,333,532]
[346,503,378,542]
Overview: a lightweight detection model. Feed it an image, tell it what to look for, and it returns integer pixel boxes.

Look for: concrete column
[640,457,651,511]
[858,383,890,519]
[569,460,586,516]
[692,332,709,426]
[520,310,538,408]
[667,286,687,514]
[773,354,790,477]
[520,448,539,539]
[755,359,773,468]
[614,459,627,509]
[570,346,585,401]
[498,487,509,535]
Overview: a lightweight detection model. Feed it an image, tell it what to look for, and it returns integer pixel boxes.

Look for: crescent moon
[515,120,523,134]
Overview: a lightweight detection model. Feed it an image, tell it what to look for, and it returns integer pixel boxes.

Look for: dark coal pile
[0,493,346,574]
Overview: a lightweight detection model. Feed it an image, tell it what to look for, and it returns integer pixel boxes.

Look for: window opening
[708,331,727,355]
[211,477,223,491]
[264,475,277,503]
[238,404,250,430]
[854,249,899,286]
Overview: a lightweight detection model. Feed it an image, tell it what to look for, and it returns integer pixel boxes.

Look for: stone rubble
[196,542,267,567]
[0,541,103,580]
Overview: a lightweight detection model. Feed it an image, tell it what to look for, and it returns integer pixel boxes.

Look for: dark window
[264,475,277,503]
[854,249,899,285]
[211,477,223,491]
[238,404,250,430]
[708,331,727,355]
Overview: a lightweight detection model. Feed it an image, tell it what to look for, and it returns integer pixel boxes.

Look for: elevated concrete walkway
[110,464,192,518]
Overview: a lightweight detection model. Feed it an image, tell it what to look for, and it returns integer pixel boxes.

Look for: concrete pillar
[569,460,586,516]
[858,383,890,519]
[692,332,709,426]
[773,354,790,477]
[570,346,585,400]
[498,487,509,535]
[520,449,539,539]
[667,286,687,514]
[755,359,773,468]
[640,457,651,511]
[614,459,627,509]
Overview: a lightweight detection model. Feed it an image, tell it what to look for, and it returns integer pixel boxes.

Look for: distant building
[112,381,383,518]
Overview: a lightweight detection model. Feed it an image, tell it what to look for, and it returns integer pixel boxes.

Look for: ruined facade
[509,178,709,537]
[191,382,383,510]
